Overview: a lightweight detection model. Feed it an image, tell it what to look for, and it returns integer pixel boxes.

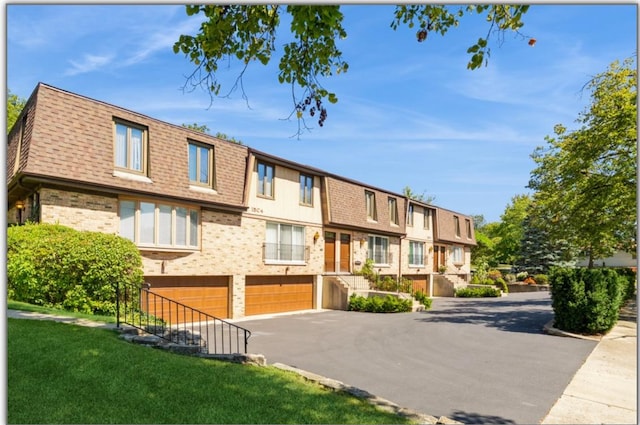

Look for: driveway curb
[272,362,462,425]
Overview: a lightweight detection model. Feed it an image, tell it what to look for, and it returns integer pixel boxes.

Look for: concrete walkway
[541,300,637,424]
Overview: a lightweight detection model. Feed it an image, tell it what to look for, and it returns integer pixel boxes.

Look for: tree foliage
[7,89,26,133]
[174,5,531,135]
[403,185,435,204]
[528,58,637,266]
[493,194,531,265]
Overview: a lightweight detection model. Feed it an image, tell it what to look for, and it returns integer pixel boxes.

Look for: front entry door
[324,232,336,272]
[339,234,351,272]
[433,245,446,272]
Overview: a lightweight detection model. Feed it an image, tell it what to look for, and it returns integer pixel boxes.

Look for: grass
[8,318,413,424]
[8,299,117,323]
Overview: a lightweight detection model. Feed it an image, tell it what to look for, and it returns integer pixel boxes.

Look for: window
[365,191,377,221]
[299,174,313,205]
[119,200,199,249]
[407,204,414,226]
[454,216,461,238]
[114,121,146,173]
[409,241,425,266]
[389,197,398,225]
[257,161,275,198]
[189,142,214,187]
[265,222,306,263]
[424,208,432,230]
[452,246,464,264]
[368,235,390,264]
[466,219,472,239]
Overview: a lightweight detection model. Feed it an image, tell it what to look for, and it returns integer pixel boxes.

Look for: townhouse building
[7,83,476,318]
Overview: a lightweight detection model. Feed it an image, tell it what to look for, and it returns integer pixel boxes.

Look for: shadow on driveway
[416,292,554,334]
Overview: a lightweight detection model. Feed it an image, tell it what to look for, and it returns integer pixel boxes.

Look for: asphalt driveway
[237,292,597,424]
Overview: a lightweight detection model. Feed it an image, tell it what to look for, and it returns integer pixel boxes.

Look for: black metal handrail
[117,283,251,354]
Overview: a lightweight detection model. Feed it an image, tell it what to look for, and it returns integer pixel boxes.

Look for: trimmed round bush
[7,223,144,315]
[550,267,626,334]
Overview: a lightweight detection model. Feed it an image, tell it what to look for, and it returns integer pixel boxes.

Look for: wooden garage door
[245,275,313,316]
[145,275,230,321]
[405,275,429,295]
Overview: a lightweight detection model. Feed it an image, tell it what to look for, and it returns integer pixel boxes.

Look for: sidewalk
[541,299,637,424]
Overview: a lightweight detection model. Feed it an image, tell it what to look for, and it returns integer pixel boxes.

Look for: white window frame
[409,241,425,266]
[119,199,199,250]
[452,246,464,264]
[264,222,307,264]
[368,235,390,265]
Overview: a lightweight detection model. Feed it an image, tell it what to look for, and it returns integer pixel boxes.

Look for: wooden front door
[339,234,351,272]
[433,246,446,272]
[324,232,336,272]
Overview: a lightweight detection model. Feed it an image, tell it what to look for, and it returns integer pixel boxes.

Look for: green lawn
[8,318,413,424]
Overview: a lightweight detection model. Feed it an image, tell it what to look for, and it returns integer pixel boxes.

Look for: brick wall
[40,188,119,233]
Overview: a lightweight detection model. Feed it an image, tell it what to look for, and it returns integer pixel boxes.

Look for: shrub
[470,274,481,285]
[534,274,549,285]
[504,273,517,283]
[615,268,637,300]
[516,271,529,281]
[487,269,503,281]
[348,294,412,313]
[413,290,432,310]
[454,286,501,298]
[495,277,508,293]
[523,276,536,285]
[7,223,144,315]
[550,267,626,334]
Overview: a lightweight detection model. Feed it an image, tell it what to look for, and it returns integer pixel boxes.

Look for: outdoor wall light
[313,232,320,243]
[360,237,367,247]
[15,200,25,225]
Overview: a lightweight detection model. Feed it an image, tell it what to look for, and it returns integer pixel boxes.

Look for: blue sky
[6,4,637,222]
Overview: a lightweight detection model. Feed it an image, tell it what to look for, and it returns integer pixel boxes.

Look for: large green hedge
[7,223,144,315]
[549,267,632,335]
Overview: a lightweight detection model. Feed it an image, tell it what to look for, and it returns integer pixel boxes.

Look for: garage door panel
[245,276,313,316]
[145,275,230,321]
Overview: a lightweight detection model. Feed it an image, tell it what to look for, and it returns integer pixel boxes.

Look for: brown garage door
[145,275,230,321]
[405,275,429,295]
[245,275,313,316]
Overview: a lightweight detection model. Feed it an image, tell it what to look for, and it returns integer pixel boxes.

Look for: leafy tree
[174,5,532,135]
[7,89,26,133]
[181,123,244,144]
[493,194,531,265]
[528,58,637,267]
[182,122,210,133]
[403,185,435,204]
[516,208,576,273]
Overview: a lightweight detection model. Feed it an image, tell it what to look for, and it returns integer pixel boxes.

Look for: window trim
[119,198,200,251]
[388,197,398,225]
[367,234,390,266]
[424,208,432,230]
[257,161,275,199]
[365,190,377,221]
[407,204,414,226]
[452,246,464,265]
[466,219,472,239]
[299,173,313,206]
[264,222,307,265]
[113,119,148,176]
[408,240,425,267]
[188,140,215,189]
[454,215,461,238]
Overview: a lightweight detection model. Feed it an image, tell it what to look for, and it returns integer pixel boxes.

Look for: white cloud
[65,54,115,76]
